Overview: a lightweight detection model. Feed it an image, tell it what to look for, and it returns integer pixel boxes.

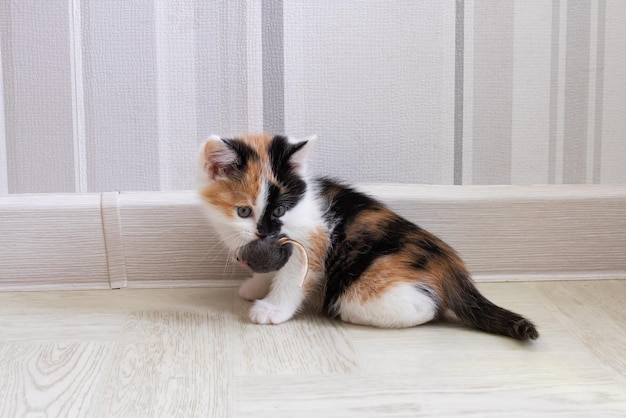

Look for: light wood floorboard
[0,281,625,417]
[528,280,626,385]
[234,294,359,376]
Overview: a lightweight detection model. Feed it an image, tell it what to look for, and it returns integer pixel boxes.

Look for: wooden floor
[0,280,625,417]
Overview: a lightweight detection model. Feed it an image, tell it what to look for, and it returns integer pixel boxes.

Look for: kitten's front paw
[249,300,293,325]
[238,276,270,301]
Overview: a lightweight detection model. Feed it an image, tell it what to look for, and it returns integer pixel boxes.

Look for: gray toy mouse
[236,235,293,273]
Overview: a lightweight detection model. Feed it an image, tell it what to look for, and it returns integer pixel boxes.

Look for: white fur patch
[197,136,221,188]
[281,180,326,245]
[337,282,438,328]
[239,272,273,301]
[286,135,317,176]
[197,197,255,252]
[253,181,269,232]
[250,248,309,324]
[249,299,293,325]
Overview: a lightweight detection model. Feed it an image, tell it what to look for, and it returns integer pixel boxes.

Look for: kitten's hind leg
[238,272,273,301]
[337,282,439,328]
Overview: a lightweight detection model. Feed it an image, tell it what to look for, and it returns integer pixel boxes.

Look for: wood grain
[96,308,234,417]
[529,280,626,384]
[0,194,110,290]
[0,342,113,417]
[2,186,626,291]
[234,296,359,376]
[0,282,624,417]
[0,287,234,313]
[118,191,249,288]
[236,370,626,418]
[0,312,122,343]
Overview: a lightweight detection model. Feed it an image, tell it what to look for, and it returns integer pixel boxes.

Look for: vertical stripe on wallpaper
[262,0,284,134]
[70,0,87,193]
[154,0,197,190]
[472,1,514,184]
[454,0,464,185]
[155,0,199,191]
[586,0,599,183]
[548,0,605,184]
[462,0,474,185]
[510,0,552,185]
[600,0,626,183]
[197,1,259,138]
[592,0,606,183]
[246,0,264,133]
[218,1,249,135]
[1,0,77,194]
[0,0,12,194]
[82,0,160,192]
[563,0,591,184]
[0,32,7,194]
[548,0,561,184]
[195,2,220,142]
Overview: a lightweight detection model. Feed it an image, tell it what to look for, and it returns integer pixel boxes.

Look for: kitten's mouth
[234,235,293,273]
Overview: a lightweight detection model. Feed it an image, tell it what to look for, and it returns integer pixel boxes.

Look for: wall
[0,0,625,194]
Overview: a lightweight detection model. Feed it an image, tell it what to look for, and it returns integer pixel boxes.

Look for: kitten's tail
[443,270,539,341]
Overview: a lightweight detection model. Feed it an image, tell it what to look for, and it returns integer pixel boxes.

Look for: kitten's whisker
[220,234,249,279]
[224,247,241,279]
[200,231,245,263]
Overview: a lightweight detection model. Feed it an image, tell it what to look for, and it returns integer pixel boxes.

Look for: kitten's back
[316,178,538,340]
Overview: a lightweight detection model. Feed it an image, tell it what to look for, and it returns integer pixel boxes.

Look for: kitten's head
[198,134,316,252]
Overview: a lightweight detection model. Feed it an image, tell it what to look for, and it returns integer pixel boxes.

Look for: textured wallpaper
[0,0,624,194]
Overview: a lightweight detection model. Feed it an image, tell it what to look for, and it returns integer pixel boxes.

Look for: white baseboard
[1,185,625,291]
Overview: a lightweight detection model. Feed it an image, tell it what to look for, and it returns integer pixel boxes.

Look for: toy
[237,236,309,286]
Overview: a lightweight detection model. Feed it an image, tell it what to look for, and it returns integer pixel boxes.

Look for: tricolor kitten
[198,134,539,340]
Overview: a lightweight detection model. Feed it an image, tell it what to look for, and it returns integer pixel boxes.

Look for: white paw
[238,276,270,301]
[249,300,293,325]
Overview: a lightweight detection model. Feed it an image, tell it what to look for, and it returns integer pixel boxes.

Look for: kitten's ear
[199,135,239,181]
[289,135,317,174]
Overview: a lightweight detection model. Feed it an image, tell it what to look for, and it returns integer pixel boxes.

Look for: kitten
[198,134,538,340]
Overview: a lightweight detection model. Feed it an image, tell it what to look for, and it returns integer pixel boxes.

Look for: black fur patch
[257,183,283,238]
[444,270,539,340]
[317,178,419,315]
[268,136,307,209]
[317,177,376,228]
[406,232,445,270]
[409,252,430,270]
[221,138,259,176]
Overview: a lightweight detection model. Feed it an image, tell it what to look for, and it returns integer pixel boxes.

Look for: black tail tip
[513,319,539,340]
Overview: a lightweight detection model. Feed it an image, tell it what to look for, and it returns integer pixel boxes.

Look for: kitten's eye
[237,206,252,218]
[272,205,286,218]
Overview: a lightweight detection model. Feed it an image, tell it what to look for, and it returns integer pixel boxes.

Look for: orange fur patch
[295,228,329,312]
[200,167,262,216]
[201,183,252,218]
[200,134,277,218]
[238,133,272,159]
[406,228,467,310]
[306,227,329,273]
[342,253,430,304]
[237,133,280,184]
[344,207,393,239]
